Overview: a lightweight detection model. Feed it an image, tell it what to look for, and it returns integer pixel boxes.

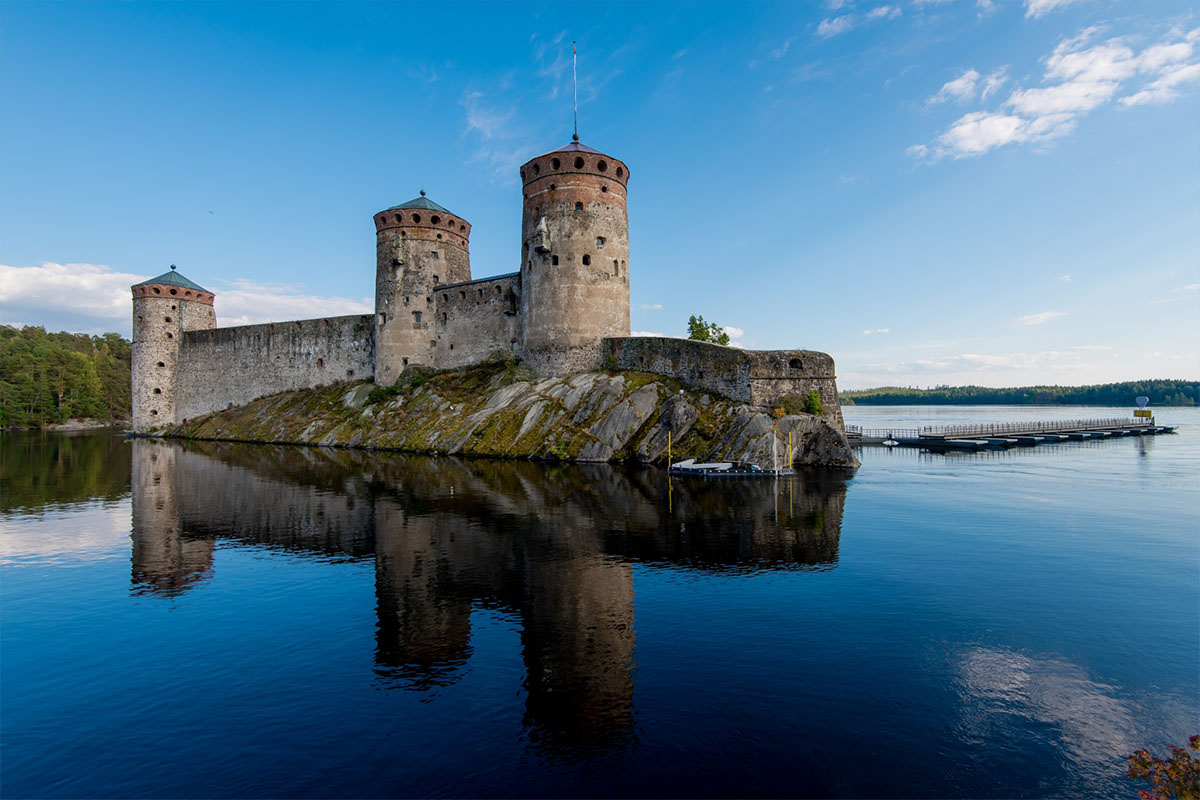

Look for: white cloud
[0,262,370,336]
[1025,0,1093,20]
[912,26,1200,160]
[1070,344,1112,351]
[1060,274,1072,282]
[981,67,1010,99]
[866,5,902,21]
[816,15,857,37]
[1120,62,1200,107]
[1172,282,1200,292]
[639,303,664,310]
[1015,310,1068,325]
[937,111,1031,156]
[214,280,371,326]
[862,328,891,335]
[723,326,745,341]
[816,5,900,37]
[929,69,981,104]
[768,37,796,61]
[630,330,668,338]
[0,262,147,331]
[929,67,1009,105]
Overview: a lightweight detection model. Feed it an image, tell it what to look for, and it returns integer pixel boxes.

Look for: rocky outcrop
[164,364,859,469]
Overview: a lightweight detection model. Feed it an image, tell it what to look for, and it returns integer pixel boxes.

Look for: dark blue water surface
[2,406,1197,798]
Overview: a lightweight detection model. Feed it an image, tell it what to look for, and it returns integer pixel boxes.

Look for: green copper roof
[133,266,210,294]
[385,192,457,216]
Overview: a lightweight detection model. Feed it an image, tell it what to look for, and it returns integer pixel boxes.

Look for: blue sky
[2,0,1196,388]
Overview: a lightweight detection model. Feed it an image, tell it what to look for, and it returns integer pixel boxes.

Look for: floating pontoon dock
[846,417,1176,450]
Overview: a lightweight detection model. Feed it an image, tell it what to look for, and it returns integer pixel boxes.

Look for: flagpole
[572,41,578,141]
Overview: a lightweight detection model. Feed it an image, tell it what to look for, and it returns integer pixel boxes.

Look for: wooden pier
[845,417,1177,450]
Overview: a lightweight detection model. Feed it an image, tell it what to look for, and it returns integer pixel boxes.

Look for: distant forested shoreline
[1,326,131,428]
[841,381,1198,407]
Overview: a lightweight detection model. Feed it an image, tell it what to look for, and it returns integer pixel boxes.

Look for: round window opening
[616,166,624,177]
[574,157,584,169]
[431,215,440,224]
[411,213,421,223]
[550,158,560,169]
[598,160,608,172]
[789,358,804,369]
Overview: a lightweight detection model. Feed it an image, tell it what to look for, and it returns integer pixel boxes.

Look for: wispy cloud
[816,5,900,38]
[863,328,891,335]
[1015,310,1068,326]
[1061,273,1072,282]
[1172,282,1200,292]
[630,330,667,338]
[1025,0,1093,20]
[639,303,664,310]
[910,25,1200,160]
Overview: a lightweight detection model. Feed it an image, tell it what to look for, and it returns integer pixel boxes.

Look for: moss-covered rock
[164,363,859,469]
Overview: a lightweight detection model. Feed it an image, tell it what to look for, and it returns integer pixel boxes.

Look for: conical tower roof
[385,191,458,217]
[133,266,210,294]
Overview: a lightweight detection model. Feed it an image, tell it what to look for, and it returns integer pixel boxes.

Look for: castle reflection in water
[130,439,847,748]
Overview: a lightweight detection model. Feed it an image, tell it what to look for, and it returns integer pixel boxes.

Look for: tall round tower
[518,139,630,375]
[130,266,216,432]
[374,193,472,385]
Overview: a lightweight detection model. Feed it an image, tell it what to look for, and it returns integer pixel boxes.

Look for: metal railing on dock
[915,417,1151,440]
[846,417,1166,448]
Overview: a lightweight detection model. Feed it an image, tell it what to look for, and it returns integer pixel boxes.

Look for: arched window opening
[582,254,591,266]
[575,201,583,211]
[550,158,560,169]
[789,358,804,370]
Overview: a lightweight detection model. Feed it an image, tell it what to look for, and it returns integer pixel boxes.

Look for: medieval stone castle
[132,137,842,433]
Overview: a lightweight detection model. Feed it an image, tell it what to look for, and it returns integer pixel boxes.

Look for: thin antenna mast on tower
[572,40,579,141]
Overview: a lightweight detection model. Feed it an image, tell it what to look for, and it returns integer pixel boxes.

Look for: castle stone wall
[433,273,523,370]
[606,337,753,403]
[746,350,844,429]
[604,337,844,431]
[175,314,374,421]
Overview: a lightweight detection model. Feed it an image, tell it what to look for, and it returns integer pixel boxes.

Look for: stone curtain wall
[745,350,845,429]
[604,337,844,431]
[176,314,374,421]
[433,273,523,371]
[606,337,753,402]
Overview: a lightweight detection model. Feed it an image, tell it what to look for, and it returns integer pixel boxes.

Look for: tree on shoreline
[0,326,131,428]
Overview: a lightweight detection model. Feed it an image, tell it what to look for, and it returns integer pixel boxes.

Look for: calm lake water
[2,405,1197,798]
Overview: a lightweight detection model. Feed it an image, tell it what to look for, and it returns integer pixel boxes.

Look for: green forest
[841,380,1199,406]
[1,326,131,428]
